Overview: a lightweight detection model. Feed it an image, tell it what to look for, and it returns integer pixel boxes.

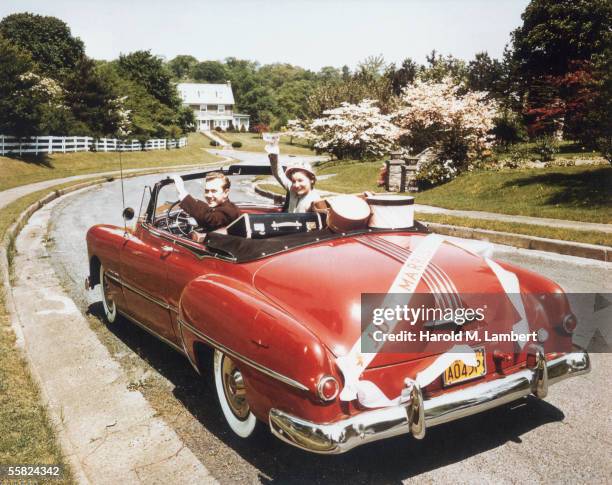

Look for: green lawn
[216,132,315,156]
[414,165,611,224]
[0,132,221,192]
[418,213,612,247]
[305,160,611,224]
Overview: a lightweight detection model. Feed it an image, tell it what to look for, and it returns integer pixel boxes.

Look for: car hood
[253,233,519,367]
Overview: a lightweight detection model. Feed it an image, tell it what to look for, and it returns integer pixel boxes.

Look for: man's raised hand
[171,174,188,201]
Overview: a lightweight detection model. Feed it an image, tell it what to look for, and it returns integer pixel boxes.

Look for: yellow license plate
[443,348,486,387]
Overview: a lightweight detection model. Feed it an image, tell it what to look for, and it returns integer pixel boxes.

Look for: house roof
[177,83,235,105]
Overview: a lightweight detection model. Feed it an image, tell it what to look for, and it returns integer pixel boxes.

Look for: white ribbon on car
[336,233,445,403]
[335,234,531,408]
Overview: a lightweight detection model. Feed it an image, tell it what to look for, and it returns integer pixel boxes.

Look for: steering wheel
[165,200,193,236]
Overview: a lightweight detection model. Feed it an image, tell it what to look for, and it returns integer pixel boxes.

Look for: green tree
[0,36,52,137]
[420,50,468,84]
[192,60,228,83]
[167,54,198,79]
[0,12,84,80]
[511,0,611,83]
[99,62,181,139]
[386,58,420,95]
[466,51,504,95]
[511,0,611,141]
[116,50,179,109]
[62,57,120,137]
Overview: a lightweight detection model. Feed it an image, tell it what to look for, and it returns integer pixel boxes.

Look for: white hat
[285,161,317,182]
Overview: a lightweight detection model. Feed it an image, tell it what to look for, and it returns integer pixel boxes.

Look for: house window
[200,105,207,112]
[218,105,225,113]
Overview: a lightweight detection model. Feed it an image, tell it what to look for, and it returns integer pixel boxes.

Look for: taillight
[562,314,577,334]
[317,375,339,402]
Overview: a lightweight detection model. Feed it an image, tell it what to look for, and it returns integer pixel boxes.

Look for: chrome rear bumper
[269,349,590,454]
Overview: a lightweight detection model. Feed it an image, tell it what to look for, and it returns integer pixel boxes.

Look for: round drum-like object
[366,195,415,229]
[325,195,371,233]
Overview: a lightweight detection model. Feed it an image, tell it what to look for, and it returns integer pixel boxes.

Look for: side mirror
[122,207,135,221]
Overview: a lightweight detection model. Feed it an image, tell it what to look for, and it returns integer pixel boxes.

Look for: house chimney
[226,80,231,86]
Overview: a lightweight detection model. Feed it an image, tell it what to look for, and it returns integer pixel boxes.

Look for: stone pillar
[386,152,421,192]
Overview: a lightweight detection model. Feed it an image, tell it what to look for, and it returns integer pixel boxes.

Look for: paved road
[47,171,611,484]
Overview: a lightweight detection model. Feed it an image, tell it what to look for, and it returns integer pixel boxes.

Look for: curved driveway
[46,170,611,483]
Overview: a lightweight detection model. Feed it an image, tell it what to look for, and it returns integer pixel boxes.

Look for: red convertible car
[85,166,590,454]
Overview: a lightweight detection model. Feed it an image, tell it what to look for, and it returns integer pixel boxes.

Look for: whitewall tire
[100,265,118,324]
[214,349,258,438]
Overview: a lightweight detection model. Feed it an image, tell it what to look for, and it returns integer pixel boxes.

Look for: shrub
[231,141,242,148]
[214,126,222,132]
[493,110,527,147]
[416,159,457,187]
[596,136,612,164]
[210,140,219,146]
[503,144,532,168]
[240,125,247,133]
[534,136,559,162]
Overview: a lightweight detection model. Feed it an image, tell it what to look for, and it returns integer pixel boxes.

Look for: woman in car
[267,143,320,213]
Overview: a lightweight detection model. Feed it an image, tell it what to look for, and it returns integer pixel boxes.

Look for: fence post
[61,137,66,153]
[1,135,3,156]
[48,136,53,154]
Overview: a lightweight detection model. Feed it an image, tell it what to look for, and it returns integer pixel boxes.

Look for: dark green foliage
[61,57,120,137]
[595,136,612,163]
[0,12,84,80]
[511,0,611,141]
[117,50,180,109]
[511,0,611,81]
[168,55,198,79]
[466,52,505,95]
[493,110,527,146]
[387,58,419,95]
[192,61,228,83]
[0,36,47,138]
[231,141,242,148]
[210,140,219,146]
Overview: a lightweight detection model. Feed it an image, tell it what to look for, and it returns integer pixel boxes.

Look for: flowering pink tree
[394,77,498,182]
[309,99,402,159]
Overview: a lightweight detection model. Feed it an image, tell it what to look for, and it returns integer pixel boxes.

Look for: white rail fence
[0,135,188,155]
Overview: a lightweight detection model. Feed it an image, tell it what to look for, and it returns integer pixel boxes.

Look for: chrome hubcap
[221,356,249,420]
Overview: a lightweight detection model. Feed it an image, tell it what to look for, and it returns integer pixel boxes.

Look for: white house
[177,82,250,132]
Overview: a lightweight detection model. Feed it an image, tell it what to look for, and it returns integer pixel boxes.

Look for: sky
[1,0,530,71]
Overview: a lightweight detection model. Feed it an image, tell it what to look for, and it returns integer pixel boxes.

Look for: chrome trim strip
[269,349,591,454]
[118,310,185,355]
[106,271,179,314]
[178,317,310,392]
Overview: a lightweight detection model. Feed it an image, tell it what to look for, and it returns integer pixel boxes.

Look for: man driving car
[171,172,240,233]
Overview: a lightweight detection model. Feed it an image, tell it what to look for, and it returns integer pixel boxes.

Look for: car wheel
[100,265,118,323]
[214,349,258,438]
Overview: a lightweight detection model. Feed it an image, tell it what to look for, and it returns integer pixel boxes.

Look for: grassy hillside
[0,133,221,191]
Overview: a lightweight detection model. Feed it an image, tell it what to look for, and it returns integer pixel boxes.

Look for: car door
[118,184,178,346]
[120,225,178,345]
[164,237,213,341]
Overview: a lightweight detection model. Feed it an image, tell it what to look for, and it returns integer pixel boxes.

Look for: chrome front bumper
[269,349,590,454]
